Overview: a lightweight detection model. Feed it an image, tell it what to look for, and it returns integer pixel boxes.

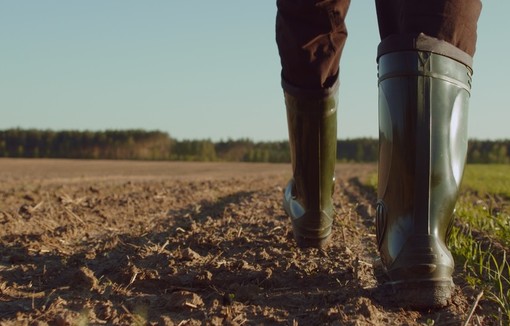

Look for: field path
[0,159,490,325]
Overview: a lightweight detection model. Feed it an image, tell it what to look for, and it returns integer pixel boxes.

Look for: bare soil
[0,159,497,325]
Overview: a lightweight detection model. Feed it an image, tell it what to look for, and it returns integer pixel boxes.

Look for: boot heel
[385,235,455,308]
[287,205,333,248]
[288,205,334,249]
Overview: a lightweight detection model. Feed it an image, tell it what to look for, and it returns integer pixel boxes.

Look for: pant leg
[276,0,351,91]
[375,0,482,58]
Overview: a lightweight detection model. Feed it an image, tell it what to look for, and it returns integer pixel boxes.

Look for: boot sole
[293,232,331,249]
[388,279,454,309]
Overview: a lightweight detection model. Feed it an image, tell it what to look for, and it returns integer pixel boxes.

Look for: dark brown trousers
[276,0,482,91]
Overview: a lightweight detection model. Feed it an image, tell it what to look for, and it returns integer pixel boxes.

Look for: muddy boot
[376,37,473,308]
[282,79,338,249]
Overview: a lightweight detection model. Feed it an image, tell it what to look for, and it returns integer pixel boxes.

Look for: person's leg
[276,0,350,248]
[276,0,350,90]
[375,0,481,56]
[374,0,482,307]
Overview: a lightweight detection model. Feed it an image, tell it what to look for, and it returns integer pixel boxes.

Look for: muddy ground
[0,159,498,325]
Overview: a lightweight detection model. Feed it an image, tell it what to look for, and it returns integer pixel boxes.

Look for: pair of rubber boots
[282,40,473,308]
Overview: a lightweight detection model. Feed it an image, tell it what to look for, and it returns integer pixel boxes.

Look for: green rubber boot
[282,80,338,248]
[376,45,473,308]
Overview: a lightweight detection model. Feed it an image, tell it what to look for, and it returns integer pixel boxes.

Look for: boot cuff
[377,33,473,69]
[281,74,339,100]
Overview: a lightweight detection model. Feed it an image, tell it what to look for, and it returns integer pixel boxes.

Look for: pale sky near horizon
[1,1,508,141]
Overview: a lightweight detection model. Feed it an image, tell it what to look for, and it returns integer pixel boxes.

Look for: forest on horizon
[0,128,509,164]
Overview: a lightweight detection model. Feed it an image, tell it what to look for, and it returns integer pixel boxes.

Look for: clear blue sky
[1,1,508,141]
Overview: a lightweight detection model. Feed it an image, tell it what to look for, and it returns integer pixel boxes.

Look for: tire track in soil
[0,162,496,325]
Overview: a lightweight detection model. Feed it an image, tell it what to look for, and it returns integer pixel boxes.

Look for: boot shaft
[282,83,339,247]
[284,90,338,212]
[377,50,472,268]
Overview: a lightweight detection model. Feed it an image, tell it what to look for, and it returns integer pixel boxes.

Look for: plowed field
[0,159,494,325]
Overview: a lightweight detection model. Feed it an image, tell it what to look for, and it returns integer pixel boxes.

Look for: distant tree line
[0,129,172,160]
[0,129,509,164]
